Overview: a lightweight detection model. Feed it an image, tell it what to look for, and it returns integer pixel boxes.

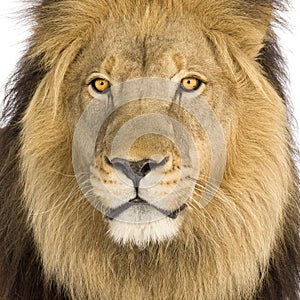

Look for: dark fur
[0,0,299,299]
[0,55,69,299]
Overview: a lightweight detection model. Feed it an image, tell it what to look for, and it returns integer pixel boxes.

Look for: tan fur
[16,1,296,299]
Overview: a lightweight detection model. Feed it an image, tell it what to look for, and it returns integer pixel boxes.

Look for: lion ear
[232,1,276,59]
[196,1,282,59]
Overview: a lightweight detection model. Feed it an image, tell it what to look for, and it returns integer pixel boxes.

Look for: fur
[0,0,299,299]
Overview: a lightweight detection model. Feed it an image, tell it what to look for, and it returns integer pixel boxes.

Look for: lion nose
[105,156,168,186]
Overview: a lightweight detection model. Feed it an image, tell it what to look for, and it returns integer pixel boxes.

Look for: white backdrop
[0,1,299,142]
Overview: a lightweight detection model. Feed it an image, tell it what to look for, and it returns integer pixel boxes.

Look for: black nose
[106,157,168,186]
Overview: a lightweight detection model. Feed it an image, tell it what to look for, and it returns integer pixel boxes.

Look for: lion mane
[0,0,299,299]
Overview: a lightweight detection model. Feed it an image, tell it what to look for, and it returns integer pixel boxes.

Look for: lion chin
[108,216,183,247]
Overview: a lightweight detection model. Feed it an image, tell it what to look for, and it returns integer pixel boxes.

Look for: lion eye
[180,77,202,92]
[90,78,111,93]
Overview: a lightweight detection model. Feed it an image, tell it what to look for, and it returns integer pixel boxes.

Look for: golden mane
[0,1,299,299]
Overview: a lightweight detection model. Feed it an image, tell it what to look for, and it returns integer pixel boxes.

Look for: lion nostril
[109,157,168,185]
[104,156,112,166]
[140,162,151,176]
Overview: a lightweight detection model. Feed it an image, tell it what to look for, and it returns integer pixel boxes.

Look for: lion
[0,0,299,299]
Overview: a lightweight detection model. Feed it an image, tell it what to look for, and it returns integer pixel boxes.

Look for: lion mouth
[104,198,187,220]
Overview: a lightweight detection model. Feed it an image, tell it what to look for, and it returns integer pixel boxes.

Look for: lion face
[18,2,294,299]
[65,16,234,246]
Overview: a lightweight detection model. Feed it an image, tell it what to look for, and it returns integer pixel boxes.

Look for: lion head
[0,0,299,299]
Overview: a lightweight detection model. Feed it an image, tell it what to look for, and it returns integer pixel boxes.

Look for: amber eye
[180,77,202,92]
[90,78,111,93]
